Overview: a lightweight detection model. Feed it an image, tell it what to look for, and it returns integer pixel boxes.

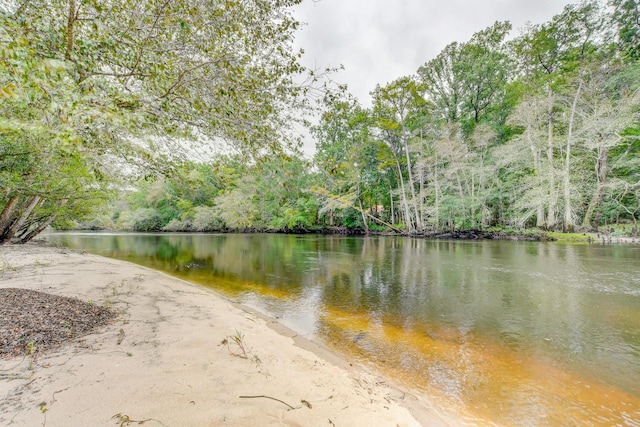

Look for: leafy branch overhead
[0,0,314,244]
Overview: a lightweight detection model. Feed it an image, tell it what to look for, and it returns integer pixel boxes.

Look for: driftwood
[239,395,296,410]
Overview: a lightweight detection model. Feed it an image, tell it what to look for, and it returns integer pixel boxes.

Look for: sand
[0,244,452,426]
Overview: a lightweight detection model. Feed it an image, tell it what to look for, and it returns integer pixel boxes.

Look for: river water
[44,232,640,426]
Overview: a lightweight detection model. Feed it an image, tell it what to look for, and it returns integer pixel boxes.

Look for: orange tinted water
[321,305,640,425]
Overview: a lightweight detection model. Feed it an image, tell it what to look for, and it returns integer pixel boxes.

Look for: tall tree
[418,42,465,123]
[579,63,640,228]
[509,3,601,230]
[312,93,387,231]
[371,76,429,233]
[610,0,640,60]
[418,21,512,133]
[503,90,552,227]
[557,0,605,232]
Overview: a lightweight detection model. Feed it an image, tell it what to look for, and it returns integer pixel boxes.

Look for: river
[43,232,640,426]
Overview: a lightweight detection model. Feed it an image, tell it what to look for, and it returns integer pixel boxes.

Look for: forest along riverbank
[0,243,452,426]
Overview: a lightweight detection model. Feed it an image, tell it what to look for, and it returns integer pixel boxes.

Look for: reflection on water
[45,232,640,425]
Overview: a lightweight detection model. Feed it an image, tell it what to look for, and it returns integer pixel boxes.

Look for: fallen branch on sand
[239,395,296,410]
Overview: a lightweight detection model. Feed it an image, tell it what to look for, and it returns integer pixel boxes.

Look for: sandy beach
[0,244,451,426]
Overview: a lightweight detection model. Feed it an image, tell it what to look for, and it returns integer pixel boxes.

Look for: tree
[0,0,309,243]
[418,42,465,123]
[509,2,605,230]
[418,21,512,133]
[252,155,318,230]
[503,91,552,227]
[371,76,429,233]
[554,1,605,232]
[312,93,388,231]
[579,63,640,228]
[610,0,640,60]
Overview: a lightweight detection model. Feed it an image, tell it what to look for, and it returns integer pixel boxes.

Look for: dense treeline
[78,155,323,232]
[309,0,640,235]
[2,1,640,239]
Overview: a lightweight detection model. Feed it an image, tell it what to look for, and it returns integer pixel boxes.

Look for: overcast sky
[292,0,575,106]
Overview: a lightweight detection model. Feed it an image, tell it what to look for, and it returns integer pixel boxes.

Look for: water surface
[44,232,640,425]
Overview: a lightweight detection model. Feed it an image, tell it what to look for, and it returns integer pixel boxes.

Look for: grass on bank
[544,231,593,242]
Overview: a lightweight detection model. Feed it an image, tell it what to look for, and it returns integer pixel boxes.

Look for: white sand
[0,244,452,426]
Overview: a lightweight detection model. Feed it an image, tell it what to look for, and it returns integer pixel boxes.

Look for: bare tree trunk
[418,163,426,229]
[546,84,557,229]
[391,148,414,232]
[16,199,67,244]
[594,189,606,228]
[563,79,583,232]
[389,189,394,225]
[356,181,369,234]
[455,171,465,227]
[582,186,601,230]
[433,154,440,229]
[357,198,369,234]
[583,147,609,229]
[66,0,76,60]
[526,124,546,227]
[402,133,422,231]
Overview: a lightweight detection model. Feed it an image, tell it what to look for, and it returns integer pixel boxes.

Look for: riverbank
[59,226,640,244]
[0,243,451,426]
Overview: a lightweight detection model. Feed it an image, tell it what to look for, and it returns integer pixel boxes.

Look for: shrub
[132,208,162,231]
[163,218,191,231]
[192,206,224,231]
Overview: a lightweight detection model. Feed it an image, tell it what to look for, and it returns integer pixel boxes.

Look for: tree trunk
[546,84,557,229]
[563,79,583,232]
[356,181,369,234]
[593,189,605,228]
[391,148,413,232]
[16,199,67,244]
[582,146,609,230]
[0,194,21,239]
[389,189,394,225]
[17,212,59,244]
[527,120,546,227]
[593,146,609,228]
[0,195,41,244]
[582,185,601,230]
[66,0,76,60]
[357,197,369,234]
[418,163,426,229]
[433,154,440,229]
[402,132,422,231]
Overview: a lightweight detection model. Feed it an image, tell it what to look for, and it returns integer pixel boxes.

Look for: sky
[292,0,575,106]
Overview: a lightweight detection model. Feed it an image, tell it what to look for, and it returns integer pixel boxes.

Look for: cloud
[293,0,574,105]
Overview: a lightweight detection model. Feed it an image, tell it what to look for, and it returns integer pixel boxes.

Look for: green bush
[192,206,224,231]
[163,218,191,231]
[132,208,162,231]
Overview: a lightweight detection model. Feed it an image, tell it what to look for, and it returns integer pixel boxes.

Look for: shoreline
[0,243,452,426]
[51,227,640,244]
